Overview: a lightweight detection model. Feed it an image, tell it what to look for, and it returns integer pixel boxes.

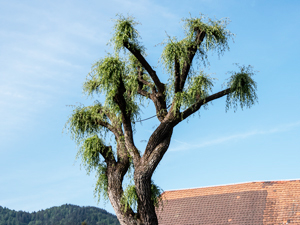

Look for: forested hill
[0,204,120,225]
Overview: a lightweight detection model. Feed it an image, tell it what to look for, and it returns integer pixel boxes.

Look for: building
[156,180,300,225]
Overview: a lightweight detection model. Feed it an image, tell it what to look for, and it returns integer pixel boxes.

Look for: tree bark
[133,128,173,225]
[107,164,140,225]
[134,174,158,225]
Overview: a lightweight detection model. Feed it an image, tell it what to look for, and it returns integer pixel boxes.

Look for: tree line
[0,204,120,225]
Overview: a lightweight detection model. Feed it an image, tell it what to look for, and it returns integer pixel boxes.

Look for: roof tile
[156,180,300,225]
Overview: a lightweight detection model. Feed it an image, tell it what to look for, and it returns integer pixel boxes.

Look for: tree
[66,14,257,225]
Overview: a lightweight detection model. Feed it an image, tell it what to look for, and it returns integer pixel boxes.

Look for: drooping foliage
[161,15,235,112]
[172,72,214,112]
[94,165,109,202]
[84,56,138,119]
[161,37,189,75]
[121,181,163,213]
[67,104,111,202]
[226,65,258,111]
[80,135,109,171]
[111,14,144,54]
[183,15,233,54]
[67,103,109,143]
[121,184,138,212]
[162,15,233,74]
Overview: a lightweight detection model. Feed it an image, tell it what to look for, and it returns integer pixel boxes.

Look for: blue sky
[1,0,299,215]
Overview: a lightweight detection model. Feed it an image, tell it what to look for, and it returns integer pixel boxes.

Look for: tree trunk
[133,131,173,225]
[107,166,140,225]
[108,123,173,225]
[108,189,138,225]
[135,174,158,225]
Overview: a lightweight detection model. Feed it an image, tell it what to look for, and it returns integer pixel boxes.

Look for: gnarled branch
[113,75,141,162]
[123,41,164,94]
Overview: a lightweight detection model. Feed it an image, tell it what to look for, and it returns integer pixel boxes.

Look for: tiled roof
[156,180,300,225]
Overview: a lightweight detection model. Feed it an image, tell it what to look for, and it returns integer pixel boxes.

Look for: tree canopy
[66,14,257,225]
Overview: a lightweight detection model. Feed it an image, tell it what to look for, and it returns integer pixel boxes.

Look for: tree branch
[123,41,165,94]
[100,145,116,165]
[166,30,207,119]
[137,88,150,98]
[134,63,167,122]
[137,69,153,89]
[179,30,206,92]
[113,75,141,163]
[137,66,152,98]
[177,88,231,124]
[96,119,118,135]
[174,55,180,93]
[140,88,231,177]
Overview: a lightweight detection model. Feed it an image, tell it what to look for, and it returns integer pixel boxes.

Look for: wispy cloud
[169,121,300,151]
[0,1,110,142]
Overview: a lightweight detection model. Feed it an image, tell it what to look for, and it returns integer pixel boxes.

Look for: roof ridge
[163,178,300,193]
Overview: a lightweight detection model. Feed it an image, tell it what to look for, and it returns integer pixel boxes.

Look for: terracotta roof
[156,180,300,225]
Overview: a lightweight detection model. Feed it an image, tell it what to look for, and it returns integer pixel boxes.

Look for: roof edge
[163,178,300,193]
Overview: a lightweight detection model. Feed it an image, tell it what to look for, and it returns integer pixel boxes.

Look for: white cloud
[0,1,107,142]
[169,121,300,151]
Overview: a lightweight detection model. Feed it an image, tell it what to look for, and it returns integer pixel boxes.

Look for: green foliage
[183,14,233,55]
[127,54,154,96]
[94,165,109,202]
[172,72,214,112]
[83,55,143,122]
[150,182,164,208]
[110,15,144,54]
[66,103,108,144]
[121,184,138,212]
[80,135,108,173]
[121,181,163,212]
[161,37,190,75]
[84,56,126,116]
[66,104,110,203]
[0,204,120,225]
[226,65,258,111]
[161,14,235,113]
[161,15,233,75]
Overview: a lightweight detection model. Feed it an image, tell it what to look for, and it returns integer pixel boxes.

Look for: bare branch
[137,70,154,89]
[96,119,117,135]
[174,55,180,93]
[137,88,150,98]
[123,41,165,94]
[136,66,152,99]
[113,75,141,162]
[177,88,231,124]
[134,64,167,122]
[179,30,206,92]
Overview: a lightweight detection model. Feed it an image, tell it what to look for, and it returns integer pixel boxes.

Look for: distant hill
[0,204,120,225]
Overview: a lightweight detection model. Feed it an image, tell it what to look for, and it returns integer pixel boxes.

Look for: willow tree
[66,14,257,225]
